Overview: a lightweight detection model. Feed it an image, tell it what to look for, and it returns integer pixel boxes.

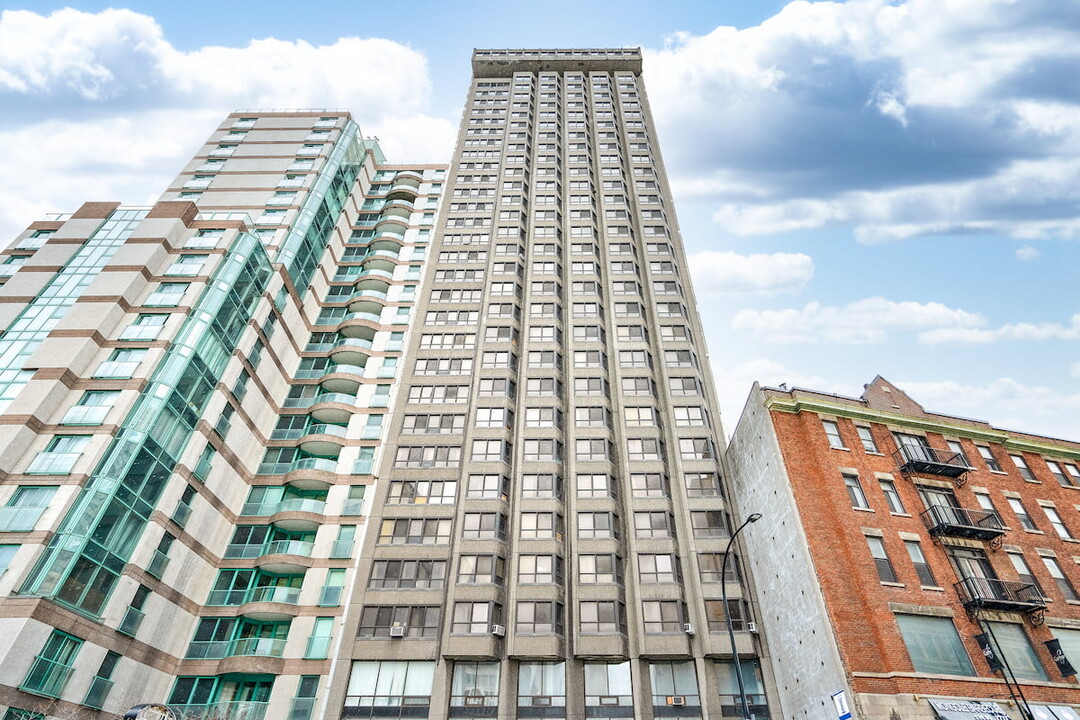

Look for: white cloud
[732,296,985,343]
[1015,245,1040,261]
[688,250,813,295]
[899,376,1080,441]
[918,314,1080,345]
[0,8,455,241]
[643,0,1080,244]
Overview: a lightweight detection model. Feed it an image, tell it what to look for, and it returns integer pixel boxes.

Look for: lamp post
[721,512,762,720]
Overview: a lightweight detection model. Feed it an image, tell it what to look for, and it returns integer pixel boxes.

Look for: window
[577,474,614,499]
[357,606,440,638]
[679,438,715,461]
[450,662,500,708]
[1043,505,1074,539]
[579,554,620,584]
[704,599,748,632]
[905,541,936,586]
[978,445,1003,472]
[466,474,508,500]
[119,313,167,341]
[685,472,721,497]
[626,438,662,461]
[520,512,562,540]
[638,554,680,583]
[947,440,972,467]
[378,519,452,545]
[578,512,617,539]
[462,512,506,541]
[866,536,898,583]
[452,601,500,634]
[699,553,739,584]
[630,473,667,498]
[649,662,700,708]
[844,474,869,510]
[1008,552,1045,596]
[635,511,673,539]
[387,480,456,505]
[0,486,58,532]
[673,406,708,427]
[518,662,566,710]
[1011,454,1036,481]
[518,555,561,584]
[521,473,561,499]
[584,661,632,705]
[144,282,189,307]
[856,427,878,453]
[580,601,624,634]
[879,479,906,514]
[986,622,1048,681]
[26,436,90,474]
[822,420,845,449]
[1042,556,1079,601]
[457,555,505,585]
[516,601,563,634]
[21,631,83,697]
[894,615,975,676]
[368,560,446,590]
[1046,460,1072,487]
[642,600,684,633]
[1007,497,1037,531]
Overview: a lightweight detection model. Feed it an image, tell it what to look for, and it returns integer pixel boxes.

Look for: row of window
[391,437,717,467]
[823,418,1080,487]
[368,551,738,589]
[376,509,728,544]
[357,598,748,638]
[344,658,766,712]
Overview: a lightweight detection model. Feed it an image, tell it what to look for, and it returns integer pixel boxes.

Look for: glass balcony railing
[170,701,268,720]
[172,500,193,528]
[257,456,339,474]
[83,676,115,709]
[118,606,145,637]
[319,585,343,607]
[118,325,163,341]
[20,656,74,698]
[25,452,81,474]
[302,425,348,440]
[225,539,314,560]
[288,697,316,720]
[60,405,110,425]
[294,363,365,381]
[248,585,301,604]
[185,636,287,659]
[0,506,45,532]
[282,392,357,409]
[94,360,139,378]
[240,498,326,516]
[147,549,171,579]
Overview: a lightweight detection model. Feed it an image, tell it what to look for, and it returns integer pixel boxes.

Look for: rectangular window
[704,599,748,632]
[856,427,878,453]
[368,560,446,590]
[905,541,936,586]
[0,486,58,531]
[1042,556,1079,601]
[895,615,975,676]
[1046,460,1072,487]
[357,606,440,638]
[866,536,898,583]
[822,420,845,449]
[344,660,436,710]
[844,474,869,510]
[947,440,972,467]
[452,601,500,634]
[879,479,905,514]
[1010,454,1036,481]
[579,601,624,634]
[986,622,1048,680]
[1042,505,1073,539]
[642,600,685,633]
[144,282,189,307]
[457,555,505,585]
[20,631,82,697]
[979,446,1003,472]
[1007,497,1037,531]
[516,601,563,635]
[638,554,680,584]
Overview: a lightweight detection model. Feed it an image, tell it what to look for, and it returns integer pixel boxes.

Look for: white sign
[832,690,852,720]
[928,699,1010,720]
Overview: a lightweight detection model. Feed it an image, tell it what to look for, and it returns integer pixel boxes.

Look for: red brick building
[726,376,1080,720]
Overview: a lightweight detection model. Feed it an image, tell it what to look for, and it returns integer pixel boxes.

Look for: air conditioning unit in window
[491,624,506,637]
[389,626,407,638]
[683,623,695,636]
[667,696,686,707]
[747,621,758,633]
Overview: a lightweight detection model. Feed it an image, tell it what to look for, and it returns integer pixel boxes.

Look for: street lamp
[721,512,762,720]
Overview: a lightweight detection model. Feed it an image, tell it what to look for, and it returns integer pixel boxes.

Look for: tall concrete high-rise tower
[0,49,779,720]
[323,49,778,720]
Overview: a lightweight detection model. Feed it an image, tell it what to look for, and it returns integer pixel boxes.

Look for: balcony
[922,505,1005,542]
[954,576,1046,613]
[25,451,81,475]
[185,636,286,660]
[171,702,268,720]
[83,676,115,709]
[893,445,969,479]
[118,606,145,637]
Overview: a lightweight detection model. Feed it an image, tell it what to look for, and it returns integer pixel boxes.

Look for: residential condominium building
[320,48,778,720]
[727,376,1080,720]
[0,110,446,719]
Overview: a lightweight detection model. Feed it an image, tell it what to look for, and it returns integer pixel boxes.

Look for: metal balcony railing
[954,576,1046,613]
[894,445,969,478]
[922,505,1005,541]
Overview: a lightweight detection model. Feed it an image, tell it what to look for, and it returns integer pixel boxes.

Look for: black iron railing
[922,505,1005,540]
[894,445,968,478]
[954,576,1045,612]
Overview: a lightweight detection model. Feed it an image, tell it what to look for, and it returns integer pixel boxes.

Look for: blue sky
[2,0,1079,439]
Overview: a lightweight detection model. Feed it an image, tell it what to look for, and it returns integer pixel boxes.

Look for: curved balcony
[242,498,326,532]
[371,234,405,252]
[286,456,340,490]
[313,363,366,394]
[385,183,420,201]
[340,314,382,340]
[239,587,302,621]
[256,540,316,574]
[310,392,357,424]
[354,267,394,282]
[381,199,415,220]
[298,424,348,457]
[393,170,423,188]
[329,337,373,366]
[374,215,408,233]
[361,255,398,273]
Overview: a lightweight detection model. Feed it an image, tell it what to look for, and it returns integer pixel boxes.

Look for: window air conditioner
[683,623,695,636]
[747,621,758,633]
[667,696,686,707]
[389,626,406,638]
[491,624,506,637]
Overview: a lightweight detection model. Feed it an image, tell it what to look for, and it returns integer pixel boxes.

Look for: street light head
[748,513,762,523]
